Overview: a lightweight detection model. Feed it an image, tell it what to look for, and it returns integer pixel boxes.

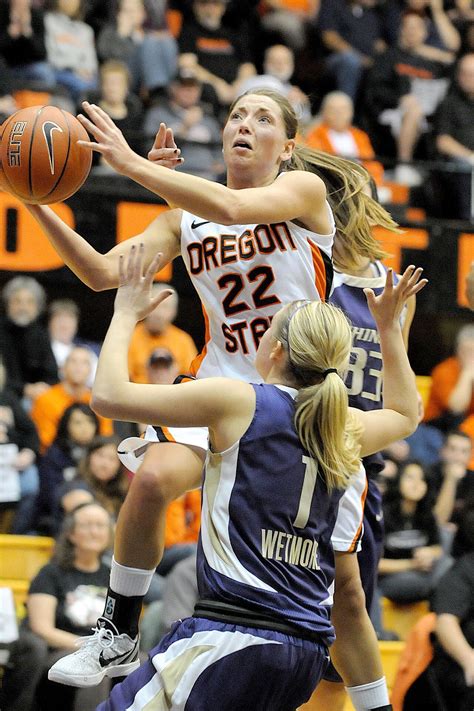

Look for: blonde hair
[229,89,398,268]
[276,300,362,491]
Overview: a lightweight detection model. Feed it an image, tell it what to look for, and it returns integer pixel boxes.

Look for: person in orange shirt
[425,324,474,467]
[159,489,201,575]
[127,283,197,383]
[305,91,386,192]
[31,345,113,451]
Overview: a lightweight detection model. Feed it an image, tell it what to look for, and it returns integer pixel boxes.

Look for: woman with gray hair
[0,275,58,402]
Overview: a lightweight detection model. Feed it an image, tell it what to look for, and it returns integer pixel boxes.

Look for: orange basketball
[0,105,92,204]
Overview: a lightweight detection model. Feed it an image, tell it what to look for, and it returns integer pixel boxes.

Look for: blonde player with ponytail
[84,248,424,711]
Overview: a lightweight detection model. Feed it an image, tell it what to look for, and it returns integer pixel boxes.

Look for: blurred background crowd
[0,1,473,710]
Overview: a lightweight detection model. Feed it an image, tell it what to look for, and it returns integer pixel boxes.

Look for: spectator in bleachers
[424,323,474,451]
[317,0,387,102]
[434,52,474,221]
[25,501,113,709]
[127,283,198,383]
[35,402,100,535]
[382,0,461,53]
[0,354,40,534]
[64,435,129,522]
[259,0,319,52]
[177,0,256,106]
[0,0,55,89]
[44,0,98,102]
[0,55,18,122]
[304,90,388,194]
[364,10,454,186]
[0,276,58,404]
[433,429,473,527]
[429,503,474,711]
[237,43,312,126]
[144,68,223,179]
[30,344,113,453]
[97,0,178,101]
[91,60,145,164]
[377,460,448,603]
[48,297,99,387]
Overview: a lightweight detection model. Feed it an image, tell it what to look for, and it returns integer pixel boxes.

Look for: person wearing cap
[144,69,223,179]
[127,283,197,384]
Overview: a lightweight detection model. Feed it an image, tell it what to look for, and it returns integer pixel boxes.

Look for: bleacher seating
[298,640,405,710]
[415,375,432,410]
[0,534,54,615]
[381,597,430,642]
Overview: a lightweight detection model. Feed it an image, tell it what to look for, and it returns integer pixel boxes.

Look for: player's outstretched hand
[364,265,427,331]
[77,101,137,175]
[148,122,184,169]
[115,244,173,322]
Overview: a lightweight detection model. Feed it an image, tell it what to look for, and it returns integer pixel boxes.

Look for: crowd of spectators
[0,2,473,709]
[0,0,473,194]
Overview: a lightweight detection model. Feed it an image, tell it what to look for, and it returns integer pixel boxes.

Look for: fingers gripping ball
[0,105,92,204]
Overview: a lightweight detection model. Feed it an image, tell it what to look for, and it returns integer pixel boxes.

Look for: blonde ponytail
[277,300,362,491]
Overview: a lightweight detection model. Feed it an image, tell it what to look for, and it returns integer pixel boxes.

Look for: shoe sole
[48,659,140,687]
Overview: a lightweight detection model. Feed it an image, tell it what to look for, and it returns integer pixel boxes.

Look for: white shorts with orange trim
[117,424,209,473]
[331,464,368,554]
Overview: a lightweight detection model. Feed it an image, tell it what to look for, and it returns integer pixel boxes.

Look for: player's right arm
[25,204,182,291]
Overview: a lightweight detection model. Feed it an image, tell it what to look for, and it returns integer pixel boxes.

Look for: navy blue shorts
[97,617,330,710]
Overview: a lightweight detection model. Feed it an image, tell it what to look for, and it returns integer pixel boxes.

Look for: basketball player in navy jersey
[83,246,423,710]
[311,183,415,711]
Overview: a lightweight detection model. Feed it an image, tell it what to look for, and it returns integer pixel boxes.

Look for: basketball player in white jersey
[82,247,422,710]
[19,90,398,708]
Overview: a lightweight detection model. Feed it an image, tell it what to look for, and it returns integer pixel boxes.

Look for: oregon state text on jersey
[180,208,335,381]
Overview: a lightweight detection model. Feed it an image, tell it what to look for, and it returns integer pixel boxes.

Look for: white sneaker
[48,618,140,688]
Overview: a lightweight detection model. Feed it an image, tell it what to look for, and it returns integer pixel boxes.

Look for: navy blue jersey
[197,383,343,645]
[330,262,403,412]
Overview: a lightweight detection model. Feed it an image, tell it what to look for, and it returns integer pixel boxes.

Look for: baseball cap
[175,68,201,85]
[147,348,175,367]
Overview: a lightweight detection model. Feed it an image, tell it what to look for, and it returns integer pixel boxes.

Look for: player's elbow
[90,391,113,418]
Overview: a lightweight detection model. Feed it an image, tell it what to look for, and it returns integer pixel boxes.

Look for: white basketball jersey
[180,207,335,381]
